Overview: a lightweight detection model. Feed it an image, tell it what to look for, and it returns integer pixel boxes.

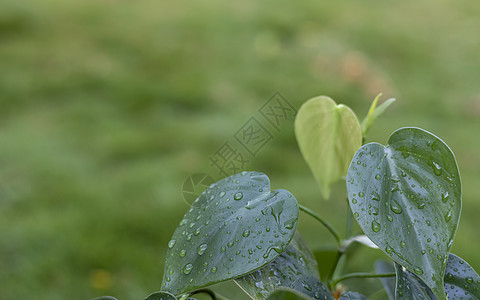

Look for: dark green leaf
[395,262,437,299]
[395,253,480,300]
[145,291,177,300]
[347,127,461,300]
[339,291,369,300]
[236,232,332,300]
[374,261,395,300]
[295,96,362,199]
[162,172,299,296]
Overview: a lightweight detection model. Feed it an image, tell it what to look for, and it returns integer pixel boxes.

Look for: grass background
[1,0,480,299]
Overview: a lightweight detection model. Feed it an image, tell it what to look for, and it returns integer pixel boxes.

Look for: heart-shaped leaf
[339,292,369,300]
[162,171,299,296]
[145,292,177,300]
[347,127,461,300]
[295,96,362,199]
[374,261,395,300]
[235,232,332,300]
[395,254,480,299]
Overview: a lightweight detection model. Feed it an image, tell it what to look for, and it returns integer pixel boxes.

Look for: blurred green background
[1,0,480,299]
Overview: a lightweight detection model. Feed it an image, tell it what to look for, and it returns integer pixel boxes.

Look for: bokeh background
[1,0,480,299]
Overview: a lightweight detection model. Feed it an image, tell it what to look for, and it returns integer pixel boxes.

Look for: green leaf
[374,261,395,300]
[145,291,177,300]
[339,292,369,300]
[443,254,480,299]
[295,96,362,199]
[162,171,299,296]
[395,262,437,299]
[361,94,396,137]
[396,253,480,300]
[346,127,461,300]
[236,232,332,300]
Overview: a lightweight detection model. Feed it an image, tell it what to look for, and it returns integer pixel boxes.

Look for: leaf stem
[330,272,396,288]
[298,204,341,246]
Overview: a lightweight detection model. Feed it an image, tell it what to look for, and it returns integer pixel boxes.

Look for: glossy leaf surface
[396,253,480,300]
[236,232,331,300]
[145,291,177,300]
[162,172,299,295]
[347,127,461,300]
[295,96,362,199]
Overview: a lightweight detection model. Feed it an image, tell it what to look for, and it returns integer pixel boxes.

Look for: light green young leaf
[295,96,362,199]
[235,232,332,300]
[347,127,461,300]
[162,172,299,296]
[361,94,396,137]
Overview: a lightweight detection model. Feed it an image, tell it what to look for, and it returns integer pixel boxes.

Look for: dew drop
[401,241,406,248]
[219,191,226,198]
[211,266,217,273]
[417,203,425,209]
[385,246,394,253]
[183,263,193,275]
[180,249,186,257]
[442,192,449,203]
[466,277,474,284]
[445,210,452,222]
[352,198,357,204]
[375,174,382,180]
[413,267,424,275]
[387,215,393,222]
[220,246,226,253]
[168,240,176,249]
[372,220,381,232]
[390,200,403,214]
[359,192,365,198]
[197,244,208,255]
[432,162,442,176]
[302,281,312,291]
[243,230,251,237]
[234,192,243,200]
[354,212,359,217]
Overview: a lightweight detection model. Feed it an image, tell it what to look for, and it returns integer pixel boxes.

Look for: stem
[298,204,341,246]
[330,272,396,288]
[233,279,255,300]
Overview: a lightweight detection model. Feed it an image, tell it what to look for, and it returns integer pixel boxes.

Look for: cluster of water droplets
[162,171,300,293]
